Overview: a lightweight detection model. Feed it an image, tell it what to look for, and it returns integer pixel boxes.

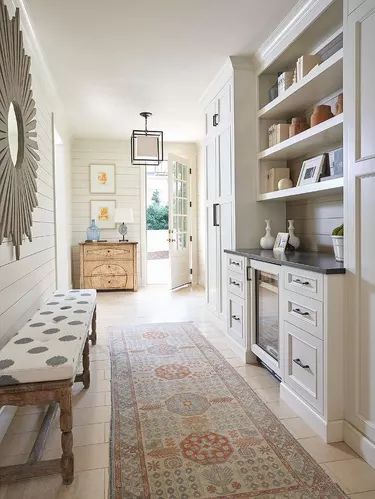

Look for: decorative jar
[86,219,100,241]
[260,220,275,249]
[288,219,300,249]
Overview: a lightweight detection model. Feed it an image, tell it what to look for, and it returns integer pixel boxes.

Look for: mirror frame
[0,2,39,260]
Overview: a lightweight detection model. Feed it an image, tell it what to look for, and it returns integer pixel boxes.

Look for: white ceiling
[26,0,298,142]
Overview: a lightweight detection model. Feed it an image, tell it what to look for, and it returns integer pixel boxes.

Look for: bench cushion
[0,290,96,386]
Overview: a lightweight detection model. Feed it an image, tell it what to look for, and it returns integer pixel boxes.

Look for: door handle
[230,280,240,287]
[293,358,310,369]
[232,315,240,321]
[212,113,219,127]
[213,203,219,226]
[292,308,310,317]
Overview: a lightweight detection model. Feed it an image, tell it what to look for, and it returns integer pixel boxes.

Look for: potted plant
[332,224,344,262]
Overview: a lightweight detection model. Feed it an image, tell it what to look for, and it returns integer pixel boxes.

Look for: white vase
[260,220,275,249]
[288,219,300,249]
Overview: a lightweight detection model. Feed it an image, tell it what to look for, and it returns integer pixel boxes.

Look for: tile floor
[0,285,374,498]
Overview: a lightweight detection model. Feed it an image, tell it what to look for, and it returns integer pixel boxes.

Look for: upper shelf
[257,177,344,202]
[258,114,343,161]
[258,49,343,120]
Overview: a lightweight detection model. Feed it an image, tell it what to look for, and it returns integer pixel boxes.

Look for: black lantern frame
[131,112,164,166]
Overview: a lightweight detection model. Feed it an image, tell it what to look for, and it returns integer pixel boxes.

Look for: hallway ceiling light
[131,112,163,166]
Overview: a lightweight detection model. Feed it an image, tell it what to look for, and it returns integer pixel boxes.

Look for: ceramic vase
[289,117,309,137]
[278,178,293,190]
[260,220,275,249]
[288,219,300,249]
[310,104,334,127]
[86,219,100,241]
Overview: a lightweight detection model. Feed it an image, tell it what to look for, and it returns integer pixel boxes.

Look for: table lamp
[115,207,134,242]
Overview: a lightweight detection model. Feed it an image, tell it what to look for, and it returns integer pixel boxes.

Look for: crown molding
[253,0,334,72]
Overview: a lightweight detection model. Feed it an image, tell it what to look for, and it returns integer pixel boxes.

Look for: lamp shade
[115,207,134,224]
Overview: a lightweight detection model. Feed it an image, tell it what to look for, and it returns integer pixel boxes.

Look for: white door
[168,154,191,290]
[345,0,375,446]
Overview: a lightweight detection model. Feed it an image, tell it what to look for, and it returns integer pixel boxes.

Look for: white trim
[280,383,344,442]
[344,421,375,469]
[253,0,336,72]
[140,165,147,287]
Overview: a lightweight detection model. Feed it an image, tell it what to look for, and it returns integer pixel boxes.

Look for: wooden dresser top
[80,241,138,246]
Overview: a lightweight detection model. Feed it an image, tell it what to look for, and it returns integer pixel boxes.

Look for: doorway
[145,154,192,289]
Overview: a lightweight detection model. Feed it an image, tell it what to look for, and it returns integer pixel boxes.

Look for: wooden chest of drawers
[79,242,138,291]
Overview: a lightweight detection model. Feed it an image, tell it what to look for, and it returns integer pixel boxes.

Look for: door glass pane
[256,270,279,361]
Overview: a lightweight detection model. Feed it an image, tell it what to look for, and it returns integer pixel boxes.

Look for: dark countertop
[224,248,345,274]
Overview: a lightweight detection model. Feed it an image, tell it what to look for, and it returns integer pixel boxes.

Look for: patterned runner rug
[109,322,346,498]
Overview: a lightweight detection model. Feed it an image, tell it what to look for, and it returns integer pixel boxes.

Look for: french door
[168,154,191,290]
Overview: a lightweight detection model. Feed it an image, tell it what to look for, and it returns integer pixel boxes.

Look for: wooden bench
[0,289,97,485]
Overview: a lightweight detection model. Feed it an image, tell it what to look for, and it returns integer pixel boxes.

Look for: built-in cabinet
[203,59,284,320]
[344,0,375,467]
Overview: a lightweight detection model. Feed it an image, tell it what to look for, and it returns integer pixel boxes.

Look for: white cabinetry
[202,58,285,320]
[280,266,345,443]
[344,0,375,467]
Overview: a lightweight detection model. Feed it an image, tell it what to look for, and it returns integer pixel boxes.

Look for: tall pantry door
[345,0,375,449]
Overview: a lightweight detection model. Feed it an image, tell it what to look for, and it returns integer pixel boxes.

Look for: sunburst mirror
[0,1,39,260]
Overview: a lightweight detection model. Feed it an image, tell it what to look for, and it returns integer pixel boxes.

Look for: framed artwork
[90,164,115,193]
[273,232,289,253]
[90,200,116,229]
[297,154,326,186]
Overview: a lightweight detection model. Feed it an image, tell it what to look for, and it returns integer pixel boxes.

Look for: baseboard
[0,406,17,443]
[223,333,254,364]
[344,421,375,469]
[280,383,344,443]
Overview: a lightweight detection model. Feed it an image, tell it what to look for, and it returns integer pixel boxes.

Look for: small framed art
[273,232,289,253]
[90,200,116,229]
[297,154,326,186]
[90,164,116,193]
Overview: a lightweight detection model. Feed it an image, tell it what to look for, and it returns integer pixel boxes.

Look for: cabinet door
[206,206,218,311]
[345,0,375,443]
[205,136,216,203]
[217,201,233,317]
[205,99,217,137]
[217,124,233,200]
[216,81,232,129]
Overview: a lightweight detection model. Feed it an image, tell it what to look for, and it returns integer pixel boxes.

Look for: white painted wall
[71,140,198,287]
[0,0,71,345]
[197,142,206,287]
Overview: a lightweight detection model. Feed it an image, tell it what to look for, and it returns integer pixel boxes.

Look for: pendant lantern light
[131,112,163,166]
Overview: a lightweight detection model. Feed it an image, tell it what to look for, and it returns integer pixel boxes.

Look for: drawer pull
[292,308,310,317]
[230,280,240,287]
[232,315,241,321]
[293,358,310,369]
[294,278,310,286]
[231,261,240,267]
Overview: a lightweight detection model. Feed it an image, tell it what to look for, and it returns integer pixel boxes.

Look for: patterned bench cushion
[0,290,96,386]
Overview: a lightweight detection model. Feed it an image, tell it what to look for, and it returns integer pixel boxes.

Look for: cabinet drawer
[227,271,245,298]
[284,321,323,414]
[227,254,245,274]
[83,244,134,261]
[282,290,323,340]
[284,267,323,301]
[227,293,245,346]
[84,260,134,278]
[84,275,134,290]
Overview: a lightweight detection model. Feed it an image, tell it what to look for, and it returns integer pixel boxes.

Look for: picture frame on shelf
[90,164,116,193]
[297,154,326,186]
[273,232,289,253]
[90,200,116,229]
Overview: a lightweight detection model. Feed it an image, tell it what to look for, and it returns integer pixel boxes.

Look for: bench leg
[82,337,90,389]
[90,306,97,346]
[59,388,74,485]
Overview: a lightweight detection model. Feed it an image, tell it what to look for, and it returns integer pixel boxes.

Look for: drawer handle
[230,280,240,287]
[294,278,310,286]
[232,315,241,321]
[292,308,310,317]
[231,261,240,267]
[293,358,310,369]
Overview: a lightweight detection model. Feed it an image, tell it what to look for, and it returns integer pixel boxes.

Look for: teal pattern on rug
[109,322,347,498]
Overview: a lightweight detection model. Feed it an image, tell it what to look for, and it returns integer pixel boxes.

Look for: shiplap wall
[0,0,71,345]
[286,194,344,252]
[71,139,198,287]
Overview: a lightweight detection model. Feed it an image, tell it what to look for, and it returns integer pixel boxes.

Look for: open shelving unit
[256,0,344,203]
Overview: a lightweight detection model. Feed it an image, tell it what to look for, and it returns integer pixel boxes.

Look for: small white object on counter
[260,219,275,249]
